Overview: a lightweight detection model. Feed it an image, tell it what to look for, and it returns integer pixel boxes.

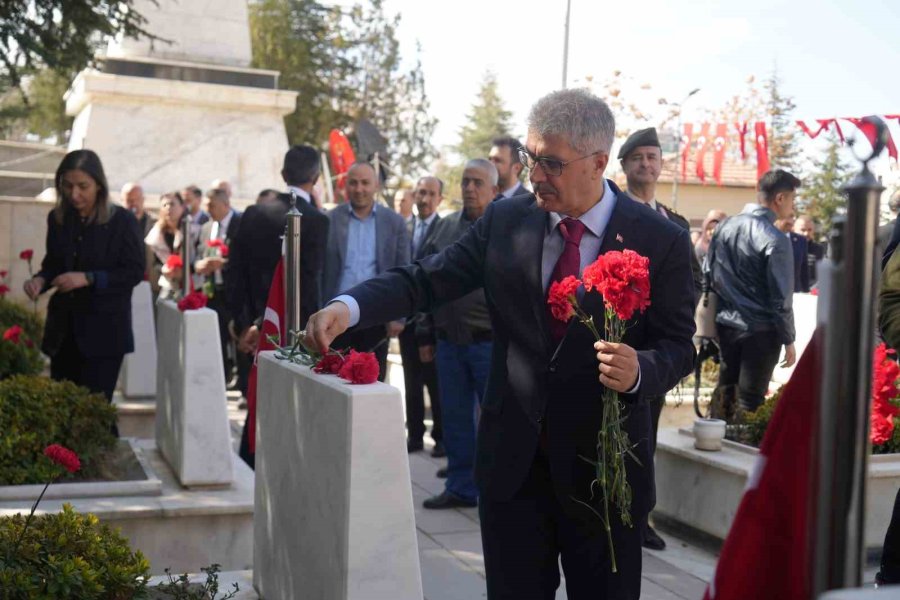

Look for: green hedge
[0,503,150,598]
[0,375,117,485]
[0,296,44,342]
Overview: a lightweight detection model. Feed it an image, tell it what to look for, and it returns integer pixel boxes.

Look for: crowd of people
[25,84,882,599]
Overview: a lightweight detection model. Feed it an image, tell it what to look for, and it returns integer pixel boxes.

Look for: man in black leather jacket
[707,169,800,412]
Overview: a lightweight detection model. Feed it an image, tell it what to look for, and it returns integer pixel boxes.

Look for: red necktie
[547,217,586,343]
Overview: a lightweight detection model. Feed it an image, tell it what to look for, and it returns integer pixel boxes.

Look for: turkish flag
[712,123,728,185]
[694,123,711,183]
[703,330,820,600]
[734,122,749,161]
[755,121,770,181]
[681,123,694,182]
[796,120,829,139]
[246,258,285,453]
[818,118,844,143]
[845,117,898,162]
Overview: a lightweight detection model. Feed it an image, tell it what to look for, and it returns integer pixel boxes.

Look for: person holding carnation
[145,190,187,300]
[304,89,696,599]
[23,149,143,411]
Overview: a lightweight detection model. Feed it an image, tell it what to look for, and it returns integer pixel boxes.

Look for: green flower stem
[9,475,57,561]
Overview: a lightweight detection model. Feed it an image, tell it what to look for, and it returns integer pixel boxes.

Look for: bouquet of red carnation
[177,290,208,312]
[546,248,650,573]
[872,342,900,445]
[165,254,183,271]
[206,239,229,258]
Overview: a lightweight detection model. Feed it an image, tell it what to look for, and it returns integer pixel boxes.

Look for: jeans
[436,338,492,502]
[717,325,783,412]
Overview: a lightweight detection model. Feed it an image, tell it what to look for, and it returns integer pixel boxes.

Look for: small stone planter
[693,418,726,451]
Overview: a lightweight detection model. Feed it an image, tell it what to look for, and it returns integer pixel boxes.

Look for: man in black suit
[489,136,529,200]
[618,126,701,552]
[793,216,826,287]
[227,144,329,467]
[194,187,242,381]
[304,89,696,599]
[776,216,810,293]
[403,176,444,455]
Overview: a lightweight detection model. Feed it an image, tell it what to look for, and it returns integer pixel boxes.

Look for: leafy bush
[152,564,239,599]
[0,375,117,485]
[724,385,783,448]
[0,503,150,598]
[0,327,43,380]
[0,297,44,342]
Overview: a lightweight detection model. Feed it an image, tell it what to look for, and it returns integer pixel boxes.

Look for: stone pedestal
[155,300,233,486]
[254,352,422,600]
[64,0,297,199]
[120,281,157,398]
[771,292,818,386]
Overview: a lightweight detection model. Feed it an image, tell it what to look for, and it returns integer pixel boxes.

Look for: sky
[377,0,900,180]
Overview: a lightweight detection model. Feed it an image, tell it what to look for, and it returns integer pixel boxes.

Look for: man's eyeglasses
[517,147,602,177]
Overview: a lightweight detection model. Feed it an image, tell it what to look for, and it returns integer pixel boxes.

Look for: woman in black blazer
[23,150,144,405]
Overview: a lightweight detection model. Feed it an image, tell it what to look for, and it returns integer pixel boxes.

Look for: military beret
[618,127,660,160]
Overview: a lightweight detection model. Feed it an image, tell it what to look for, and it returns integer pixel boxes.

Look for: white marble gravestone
[64,0,297,199]
[120,281,157,398]
[771,292,819,386]
[254,352,423,600]
[155,300,233,487]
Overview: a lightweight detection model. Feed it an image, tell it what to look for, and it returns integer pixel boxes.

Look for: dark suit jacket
[788,231,810,293]
[194,210,242,289]
[882,219,900,271]
[343,182,696,525]
[37,205,144,358]
[411,214,441,260]
[322,203,411,301]
[227,193,328,333]
[494,182,530,202]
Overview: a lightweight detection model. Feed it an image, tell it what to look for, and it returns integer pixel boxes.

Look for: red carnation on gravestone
[314,353,345,375]
[43,444,81,473]
[0,270,7,278]
[0,284,9,297]
[177,291,208,312]
[337,350,379,384]
[3,325,22,343]
[19,249,33,261]
[165,254,184,270]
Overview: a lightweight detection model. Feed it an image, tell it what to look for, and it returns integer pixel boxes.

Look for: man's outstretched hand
[303,302,351,353]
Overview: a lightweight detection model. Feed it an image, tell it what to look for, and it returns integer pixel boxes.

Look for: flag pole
[284,194,303,346]
[811,117,887,596]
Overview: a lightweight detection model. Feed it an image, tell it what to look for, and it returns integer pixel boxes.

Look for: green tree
[765,69,802,173]
[454,71,513,160]
[798,133,852,238]
[0,1,153,99]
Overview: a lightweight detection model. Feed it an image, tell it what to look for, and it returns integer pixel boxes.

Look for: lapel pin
[616,233,624,244]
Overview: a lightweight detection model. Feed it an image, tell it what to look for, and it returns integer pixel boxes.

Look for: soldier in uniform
[619,127,702,551]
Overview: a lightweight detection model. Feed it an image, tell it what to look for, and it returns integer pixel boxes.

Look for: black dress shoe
[423,491,477,509]
[431,442,446,458]
[642,524,666,551]
[407,439,424,453]
[436,466,448,478]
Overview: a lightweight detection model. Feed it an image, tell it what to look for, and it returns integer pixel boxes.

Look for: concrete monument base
[120,281,157,399]
[254,352,422,600]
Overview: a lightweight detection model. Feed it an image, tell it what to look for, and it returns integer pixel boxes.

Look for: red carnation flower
[0,284,9,297]
[872,411,895,445]
[206,239,230,258]
[810,288,819,296]
[337,350,380,384]
[582,249,651,321]
[0,270,7,278]
[19,249,33,261]
[43,444,81,473]
[3,325,22,343]
[165,254,184,270]
[177,290,208,311]
[547,275,581,322]
[314,353,345,375]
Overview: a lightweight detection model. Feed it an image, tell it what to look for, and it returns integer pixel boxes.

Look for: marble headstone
[155,300,233,486]
[254,352,423,600]
[120,281,157,398]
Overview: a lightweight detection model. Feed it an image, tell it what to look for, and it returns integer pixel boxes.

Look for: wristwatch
[84,271,95,287]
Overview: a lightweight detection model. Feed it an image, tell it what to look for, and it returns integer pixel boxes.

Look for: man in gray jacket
[707,169,800,413]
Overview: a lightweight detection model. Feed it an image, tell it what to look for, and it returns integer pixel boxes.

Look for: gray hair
[526,88,615,154]
[464,158,499,186]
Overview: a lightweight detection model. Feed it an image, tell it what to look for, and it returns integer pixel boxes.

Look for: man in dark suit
[322,162,411,381]
[227,145,329,467]
[403,176,444,455]
[619,126,702,551]
[194,187,242,381]
[776,216,810,293]
[304,89,696,599]
[793,216,826,287]
[489,136,529,200]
